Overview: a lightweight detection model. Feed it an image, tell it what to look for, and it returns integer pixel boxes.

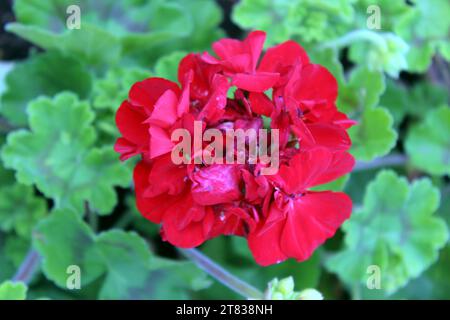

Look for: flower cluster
[115,31,355,266]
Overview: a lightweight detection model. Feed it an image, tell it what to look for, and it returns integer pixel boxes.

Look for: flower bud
[264,276,323,300]
[296,288,324,300]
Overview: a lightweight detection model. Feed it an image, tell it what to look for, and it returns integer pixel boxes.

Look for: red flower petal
[133,161,173,223]
[248,209,288,266]
[232,72,279,92]
[198,74,230,123]
[259,40,309,74]
[144,154,187,197]
[146,89,179,128]
[249,92,274,116]
[129,78,180,112]
[161,193,213,248]
[244,30,266,71]
[115,100,148,147]
[178,53,221,103]
[149,126,174,159]
[305,123,352,151]
[269,148,354,193]
[280,191,352,262]
[191,165,242,206]
[286,64,338,105]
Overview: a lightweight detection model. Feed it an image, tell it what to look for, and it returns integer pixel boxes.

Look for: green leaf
[133,0,223,64]
[405,106,450,176]
[131,257,212,299]
[349,107,397,161]
[0,62,14,96]
[232,0,354,46]
[1,93,130,215]
[34,209,104,287]
[0,51,92,126]
[3,235,29,268]
[395,0,450,73]
[338,67,386,116]
[0,183,47,239]
[326,170,448,296]
[379,81,448,127]
[391,194,450,299]
[167,0,224,51]
[96,230,152,299]
[438,41,450,61]
[354,0,412,31]
[9,0,196,67]
[92,67,149,111]
[405,83,449,118]
[0,233,15,282]
[348,32,409,78]
[154,51,187,82]
[34,209,210,299]
[403,44,435,72]
[232,0,293,46]
[120,2,193,64]
[7,23,121,71]
[379,80,408,126]
[0,281,27,300]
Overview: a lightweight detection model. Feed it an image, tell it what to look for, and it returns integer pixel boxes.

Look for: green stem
[0,117,17,133]
[352,283,362,300]
[319,29,387,51]
[179,248,264,300]
[85,202,98,232]
[13,249,41,284]
[354,154,407,172]
[114,213,135,229]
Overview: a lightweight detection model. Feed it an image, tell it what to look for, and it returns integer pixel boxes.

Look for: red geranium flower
[248,148,354,266]
[201,31,280,92]
[115,31,355,266]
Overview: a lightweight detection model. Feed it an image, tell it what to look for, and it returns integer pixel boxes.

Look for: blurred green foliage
[0,0,449,300]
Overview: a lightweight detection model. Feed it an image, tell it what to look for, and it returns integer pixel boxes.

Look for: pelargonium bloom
[115,31,355,266]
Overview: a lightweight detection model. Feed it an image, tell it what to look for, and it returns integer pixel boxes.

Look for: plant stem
[435,55,450,89]
[0,117,17,133]
[352,283,362,300]
[13,249,41,284]
[179,248,264,300]
[354,154,407,172]
[114,213,135,229]
[319,29,388,51]
[85,201,98,232]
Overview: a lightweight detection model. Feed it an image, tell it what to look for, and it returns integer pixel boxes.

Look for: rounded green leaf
[34,209,104,288]
[0,183,47,239]
[395,0,450,73]
[349,107,397,161]
[154,51,187,82]
[326,170,448,296]
[0,51,92,126]
[0,281,27,300]
[338,67,386,115]
[1,93,130,215]
[34,209,209,299]
[405,106,450,176]
[92,67,150,111]
[232,0,354,46]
